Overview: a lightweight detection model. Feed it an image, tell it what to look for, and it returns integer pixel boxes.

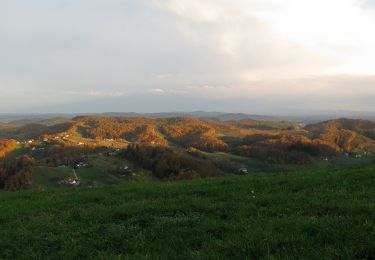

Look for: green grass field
[1,165,375,259]
[32,166,75,188]
[31,154,142,188]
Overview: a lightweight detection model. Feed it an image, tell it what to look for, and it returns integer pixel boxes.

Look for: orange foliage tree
[0,139,17,158]
[0,155,35,191]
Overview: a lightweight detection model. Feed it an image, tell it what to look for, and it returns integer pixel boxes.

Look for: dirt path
[72,168,79,179]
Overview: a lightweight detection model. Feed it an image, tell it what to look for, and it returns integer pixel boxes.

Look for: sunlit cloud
[0,0,375,113]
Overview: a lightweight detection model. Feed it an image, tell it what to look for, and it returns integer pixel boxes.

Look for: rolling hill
[2,116,375,191]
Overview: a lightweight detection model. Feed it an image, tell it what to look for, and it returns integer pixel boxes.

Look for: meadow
[1,165,375,259]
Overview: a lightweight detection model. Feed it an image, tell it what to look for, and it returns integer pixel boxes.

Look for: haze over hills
[2,110,375,125]
[0,111,278,123]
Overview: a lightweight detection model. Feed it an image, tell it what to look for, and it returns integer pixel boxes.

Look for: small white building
[238,168,248,174]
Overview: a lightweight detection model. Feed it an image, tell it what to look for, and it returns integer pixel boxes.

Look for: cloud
[148,88,188,95]
[60,90,125,97]
[0,0,375,113]
[149,88,165,95]
[152,0,375,77]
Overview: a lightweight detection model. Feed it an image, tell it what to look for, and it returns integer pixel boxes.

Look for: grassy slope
[32,166,75,188]
[1,166,375,259]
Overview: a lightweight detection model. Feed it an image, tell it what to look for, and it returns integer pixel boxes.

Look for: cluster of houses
[321,151,370,162]
[31,147,45,151]
[75,161,88,168]
[40,135,88,147]
[118,165,135,177]
[17,139,35,145]
[344,152,367,158]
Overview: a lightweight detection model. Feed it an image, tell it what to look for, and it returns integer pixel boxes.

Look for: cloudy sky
[1,0,375,114]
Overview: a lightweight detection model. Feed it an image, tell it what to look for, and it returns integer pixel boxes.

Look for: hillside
[306,119,375,153]
[1,166,375,259]
[306,118,375,133]
[2,116,375,191]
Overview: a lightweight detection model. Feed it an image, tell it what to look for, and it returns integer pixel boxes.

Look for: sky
[1,0,375,114]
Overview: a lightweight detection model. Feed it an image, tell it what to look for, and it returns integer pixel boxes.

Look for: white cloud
[152,0,375,78]
[149,88,166,95]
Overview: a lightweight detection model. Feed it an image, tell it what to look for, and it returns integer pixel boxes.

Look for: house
[119,165,133,177]
[237,168,248,174]
[119,165,129,171]
[108,148,121,156]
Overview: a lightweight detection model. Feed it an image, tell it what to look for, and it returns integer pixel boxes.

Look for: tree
[0,156,35,191]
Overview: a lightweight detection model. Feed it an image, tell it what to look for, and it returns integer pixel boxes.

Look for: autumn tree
[0,139,17,158]
[0,156,35,191]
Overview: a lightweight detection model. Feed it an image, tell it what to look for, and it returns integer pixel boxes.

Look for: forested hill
[305,118,375,153]
[2,116,375,191]
[2,116,375,160]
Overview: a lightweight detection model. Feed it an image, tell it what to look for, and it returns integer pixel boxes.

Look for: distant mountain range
[0,111,276,123]
[1,110,375,124]
[102,111,278,121]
